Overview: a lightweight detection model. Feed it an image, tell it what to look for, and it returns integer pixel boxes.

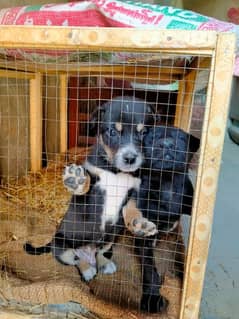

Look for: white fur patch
[99,171,140,231]
[99,261,117,275]
[81,265,97,282]
[74,246,97,267]
[59,249,78,265]
[115,143,143,172]
[84,161,141,231]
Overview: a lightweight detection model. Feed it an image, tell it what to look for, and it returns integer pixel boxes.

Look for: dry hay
[0,162,69,226]
[0,147,89,225]
[0,148,184,319]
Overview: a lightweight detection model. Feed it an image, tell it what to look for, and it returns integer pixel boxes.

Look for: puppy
[123,125,200,312]
[24,96,156,282]
[56,125,198,314]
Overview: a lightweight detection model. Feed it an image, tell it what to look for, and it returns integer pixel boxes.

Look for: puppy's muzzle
[123,151,138,165]
[160,138,174,148]
[115,145,143,172]
[158,138,176,160]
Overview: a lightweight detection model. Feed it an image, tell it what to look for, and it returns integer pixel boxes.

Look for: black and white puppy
[24,96,156,282]
[123,125,200,313]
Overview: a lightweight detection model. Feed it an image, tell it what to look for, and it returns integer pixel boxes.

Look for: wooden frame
[0,27,214,172]
[180,33,235,319]
[0,26,235,319]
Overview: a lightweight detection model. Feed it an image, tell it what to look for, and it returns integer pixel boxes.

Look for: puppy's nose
[123,152,137,165]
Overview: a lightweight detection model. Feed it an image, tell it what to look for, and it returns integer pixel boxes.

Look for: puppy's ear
[188,134,200,156]
[146,104,161,124]
[89,104,106,136]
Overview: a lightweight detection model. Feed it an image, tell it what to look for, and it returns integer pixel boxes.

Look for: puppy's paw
[80,265,97,282]
[140,294,168,313]
[63,164,90,195]
[98,260,117,275]
[127,217,158,237]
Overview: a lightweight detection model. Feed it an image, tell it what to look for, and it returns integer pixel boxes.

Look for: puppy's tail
[24,242,51,255]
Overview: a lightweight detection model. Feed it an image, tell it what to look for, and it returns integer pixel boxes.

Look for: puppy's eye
[107,128,118,137]
[140,127,148,136]
[142,127,148,134]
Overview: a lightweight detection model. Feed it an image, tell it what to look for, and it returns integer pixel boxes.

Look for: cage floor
[0,149,184,319]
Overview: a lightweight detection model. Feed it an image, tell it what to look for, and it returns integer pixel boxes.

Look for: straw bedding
[0,148,184,319]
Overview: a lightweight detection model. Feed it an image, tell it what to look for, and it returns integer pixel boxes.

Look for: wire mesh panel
[0,27,235,319]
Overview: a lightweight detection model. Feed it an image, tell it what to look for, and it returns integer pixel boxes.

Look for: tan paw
[127,217,158,237]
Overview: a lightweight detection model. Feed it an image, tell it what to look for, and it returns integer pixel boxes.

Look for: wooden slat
[82,72,179,84]
[59,74,68,153]
[175,69,197,131]
[0,59,184,86]
[174,77,184,128]
[175,57,212,130]
[0,69,35,79]
[180,69,197,131]
[180,33,235,319]
[0,60,187,75]
[29,73,42,172]
[0,26,218,51]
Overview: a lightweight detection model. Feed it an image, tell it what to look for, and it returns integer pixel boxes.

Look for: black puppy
[123,125,200,312]
[24,96,156,282]
[140,125,199,231]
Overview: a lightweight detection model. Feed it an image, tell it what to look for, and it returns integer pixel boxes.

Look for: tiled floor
[200,132,239,319]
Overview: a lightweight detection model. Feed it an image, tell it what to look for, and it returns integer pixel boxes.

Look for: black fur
[133,125,200,312]
[24,242,51,255]
[24,108,199,313]
[24,95,156,272]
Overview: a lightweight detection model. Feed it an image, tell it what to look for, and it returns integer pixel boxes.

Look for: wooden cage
[0,26,235,319]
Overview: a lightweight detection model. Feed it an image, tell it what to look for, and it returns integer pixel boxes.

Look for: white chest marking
[97,171,140,230]
[84,161,140,231]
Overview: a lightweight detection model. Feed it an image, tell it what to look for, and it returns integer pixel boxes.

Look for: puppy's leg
[135,238,168,313]
[96,243,117,275]
[54,247,97,281]
[73,246,98,282]
[123,199,158,237]
[63,164,90,195]
[76,260,97,282]
[60,247,97,282]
